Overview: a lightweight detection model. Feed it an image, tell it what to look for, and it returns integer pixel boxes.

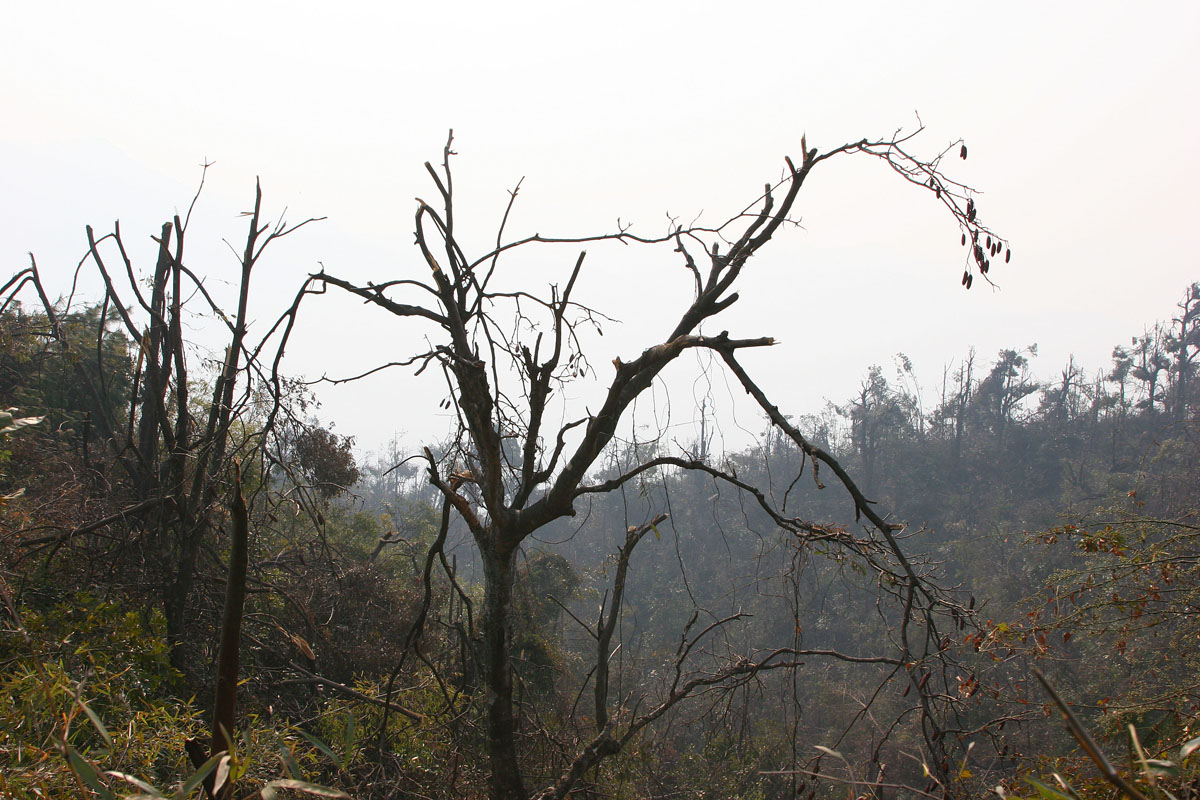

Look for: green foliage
[290,426,360,500]
[0,304,133,445]
[0,592,352,798]
[1005,723,1200,800]
[3,237,1198,799]
[0,593,200,797]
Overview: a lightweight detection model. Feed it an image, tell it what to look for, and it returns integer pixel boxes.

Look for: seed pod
[960,144,968,159]
[961,233,966,246]
[981,260,989,274]
[935,186,941,199]
[986,236,991,249]
[966,273,974,289]
[1005,249,1011,263]
[962,270,969,286]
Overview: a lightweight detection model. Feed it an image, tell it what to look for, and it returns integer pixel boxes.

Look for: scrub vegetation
[2,133,1198,799]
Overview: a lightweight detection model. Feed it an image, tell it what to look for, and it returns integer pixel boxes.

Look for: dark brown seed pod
[961,233,966,246]
[935,186,941,199]
[1005,249,1011,263]
[986,236,992,249]
[967,274,973,289]
[962,270,969,286]
[981,260,989,274]
[960,144,968,159]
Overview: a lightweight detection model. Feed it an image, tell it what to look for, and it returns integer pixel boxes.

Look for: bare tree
[5,171,323,671]
[301,128,1005,800]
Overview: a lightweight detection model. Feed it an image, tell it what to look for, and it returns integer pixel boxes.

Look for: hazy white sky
[3,1,1198,456]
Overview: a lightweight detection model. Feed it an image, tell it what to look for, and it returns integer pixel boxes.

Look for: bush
[0,593,201,796]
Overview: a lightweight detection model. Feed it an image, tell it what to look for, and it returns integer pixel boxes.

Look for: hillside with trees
[2,137,1198,800]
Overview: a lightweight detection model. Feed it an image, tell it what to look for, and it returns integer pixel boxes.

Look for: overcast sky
[3,1,1198,457]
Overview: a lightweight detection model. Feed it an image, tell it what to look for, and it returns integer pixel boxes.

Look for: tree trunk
[479,537,526,800]
[162,507,205,673]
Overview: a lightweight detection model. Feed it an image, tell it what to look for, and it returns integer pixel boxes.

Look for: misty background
[3,0,1197,454]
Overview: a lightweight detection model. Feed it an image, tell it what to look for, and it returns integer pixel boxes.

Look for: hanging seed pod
[981,260,989,274]
[1005,249,1011,263]
[935,186,941,199]
[986,236,991,249]
[961,233,966,246]
[967,274,974,288]
[960,144,968,159]
[962,270,969,286]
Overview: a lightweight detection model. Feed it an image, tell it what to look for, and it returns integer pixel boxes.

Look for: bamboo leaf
[296,728,340,765]
[1181,736,1200,760]
[260,778,350,798]
[1143,759,1180,778]
[178,752,226,798]
[105,771,166,796]
[76,697,113,750]
[813,744,845,760]
[66,745,115,799]
[1026,778,1076,800]
[213,755,231,795]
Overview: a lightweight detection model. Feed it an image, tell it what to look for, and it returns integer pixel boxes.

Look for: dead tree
[302,128,1006,800]
[7,172,322,671]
